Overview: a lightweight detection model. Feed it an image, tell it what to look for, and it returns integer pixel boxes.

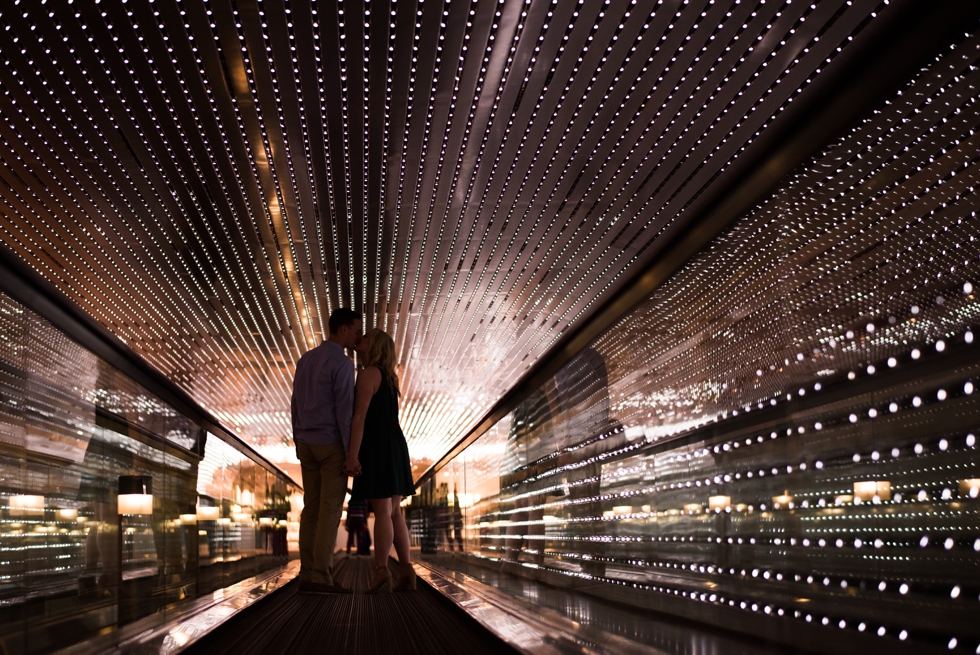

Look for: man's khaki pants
[296,440,347,584]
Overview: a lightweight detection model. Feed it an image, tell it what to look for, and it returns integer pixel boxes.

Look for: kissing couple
[291,308,416,595]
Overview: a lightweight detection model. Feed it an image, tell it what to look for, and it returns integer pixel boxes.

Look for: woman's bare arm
[345,366,381,475]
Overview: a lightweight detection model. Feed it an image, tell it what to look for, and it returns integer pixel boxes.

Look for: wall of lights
[0,0,890,474]
[426,28,980,654]
[0,290,298,653]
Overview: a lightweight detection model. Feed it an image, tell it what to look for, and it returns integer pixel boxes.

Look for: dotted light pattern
[436,29,980,653]
[0,0,886,472]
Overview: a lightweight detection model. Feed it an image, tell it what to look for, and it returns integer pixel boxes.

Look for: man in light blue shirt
[292,308,362,594]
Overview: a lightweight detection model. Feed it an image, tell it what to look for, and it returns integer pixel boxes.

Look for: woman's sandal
[393,563,416,592]
[366,565,392,594]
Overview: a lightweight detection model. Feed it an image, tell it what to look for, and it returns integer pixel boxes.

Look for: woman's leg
[390,495,411,564]
[370,498,393,569]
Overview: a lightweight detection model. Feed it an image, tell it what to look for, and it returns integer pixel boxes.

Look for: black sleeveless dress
[352,370,416,499]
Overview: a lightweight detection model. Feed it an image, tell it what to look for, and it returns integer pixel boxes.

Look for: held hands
[343,456,362,477]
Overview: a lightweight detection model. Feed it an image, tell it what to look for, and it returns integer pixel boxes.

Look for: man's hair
[328,308,362,334]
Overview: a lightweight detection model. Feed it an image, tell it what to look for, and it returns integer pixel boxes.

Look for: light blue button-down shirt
[291,341,354,452]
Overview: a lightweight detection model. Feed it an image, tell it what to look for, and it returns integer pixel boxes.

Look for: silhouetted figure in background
[499,348,617,575]
[345,496,369,555]
[502,389,549,565]
[551,347,618,578]
[434,482,454,550]
[452,485,464,551]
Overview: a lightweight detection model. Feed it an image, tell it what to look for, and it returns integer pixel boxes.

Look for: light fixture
[56,508,78,521]
[118,476,153,515]
[959,479,980,498]
[708,496,731,511]
[9,495,44,517]
[853,481,891,502]
[772,493,792,509]
[196,499,220,521]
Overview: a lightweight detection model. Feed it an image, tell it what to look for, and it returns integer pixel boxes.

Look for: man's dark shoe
[298,581,353,595]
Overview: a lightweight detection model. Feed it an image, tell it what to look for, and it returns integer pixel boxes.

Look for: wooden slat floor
[186,555,515,655]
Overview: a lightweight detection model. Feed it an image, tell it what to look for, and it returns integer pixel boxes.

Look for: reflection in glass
[421,30,980,653]
[0,292,297,653]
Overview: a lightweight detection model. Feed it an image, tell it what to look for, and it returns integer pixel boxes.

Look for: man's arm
[291,355,303,436]
[334,359,354,454]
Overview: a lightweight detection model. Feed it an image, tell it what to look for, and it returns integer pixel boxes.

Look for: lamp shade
[772,493,793,508]
[959,479,980,497]
[118,494,153,515]
[196,505,219,520]
[708,495,731,511]
[9,495,44,517]
[118,475,153,515]
[853,480,891,502]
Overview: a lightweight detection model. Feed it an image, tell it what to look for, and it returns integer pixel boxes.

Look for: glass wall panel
[422,28,980,653]
[0,291,297,653]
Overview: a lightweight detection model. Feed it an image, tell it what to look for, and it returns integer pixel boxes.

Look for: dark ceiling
[0,0,891,473]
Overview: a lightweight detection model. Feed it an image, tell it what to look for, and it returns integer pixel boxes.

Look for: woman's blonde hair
[362,328,400,397]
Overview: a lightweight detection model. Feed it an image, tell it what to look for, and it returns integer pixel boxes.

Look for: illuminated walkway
[185,556,511,655]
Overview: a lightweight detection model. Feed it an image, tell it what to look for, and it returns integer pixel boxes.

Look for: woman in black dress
[345,328,416,593]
